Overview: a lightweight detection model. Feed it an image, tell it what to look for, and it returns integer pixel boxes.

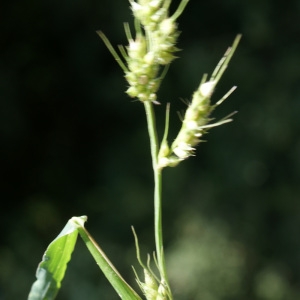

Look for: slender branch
[143,101,167,281]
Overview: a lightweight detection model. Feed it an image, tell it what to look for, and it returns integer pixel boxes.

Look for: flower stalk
[144,100,171,298]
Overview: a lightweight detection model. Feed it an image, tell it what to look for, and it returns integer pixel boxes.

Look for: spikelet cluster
[99,0,189,103]
[136,269,169,300]
[125,0,188,102]
[130,0,168,31]
[158,34,241,168]
[132,226,172,299]
[129,0,180,64]
[125,32,161,102]
[171,81,216,158]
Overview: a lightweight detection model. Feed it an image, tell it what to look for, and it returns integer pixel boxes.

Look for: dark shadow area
[1,0,300,299]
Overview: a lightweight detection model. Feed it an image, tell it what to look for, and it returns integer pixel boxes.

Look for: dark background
[1,0,300,299]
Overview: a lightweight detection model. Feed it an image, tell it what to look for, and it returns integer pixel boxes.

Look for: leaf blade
[27,216,87,300]
[74,220,142,300]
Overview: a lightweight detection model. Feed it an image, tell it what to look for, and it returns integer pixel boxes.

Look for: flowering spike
[99,0,189,103]
[158,34,242,168]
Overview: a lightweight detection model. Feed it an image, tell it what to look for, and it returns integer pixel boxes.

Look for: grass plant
[27,1,241,299]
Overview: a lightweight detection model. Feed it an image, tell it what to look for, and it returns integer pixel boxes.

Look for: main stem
[143,101,167,281]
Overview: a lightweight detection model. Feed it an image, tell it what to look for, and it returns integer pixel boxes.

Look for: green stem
[143,101,167,281]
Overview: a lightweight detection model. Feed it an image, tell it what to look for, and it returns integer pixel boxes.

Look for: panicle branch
[158,34,242,168]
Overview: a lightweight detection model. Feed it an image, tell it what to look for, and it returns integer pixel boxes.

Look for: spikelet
[137,269,159,300]
[135,270,170,300]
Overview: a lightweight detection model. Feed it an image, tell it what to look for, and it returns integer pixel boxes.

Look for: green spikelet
[141,269,159,300]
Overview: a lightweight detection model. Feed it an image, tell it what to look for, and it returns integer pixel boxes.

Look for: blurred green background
[1,0,300,299]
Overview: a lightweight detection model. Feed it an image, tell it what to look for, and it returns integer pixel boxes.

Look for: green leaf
[28,216,141,300]
[27,216,87,300]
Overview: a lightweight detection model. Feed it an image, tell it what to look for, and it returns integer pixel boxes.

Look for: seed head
[158,35,242,168]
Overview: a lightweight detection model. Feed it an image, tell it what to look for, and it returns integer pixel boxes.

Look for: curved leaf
[27,216,87,300]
